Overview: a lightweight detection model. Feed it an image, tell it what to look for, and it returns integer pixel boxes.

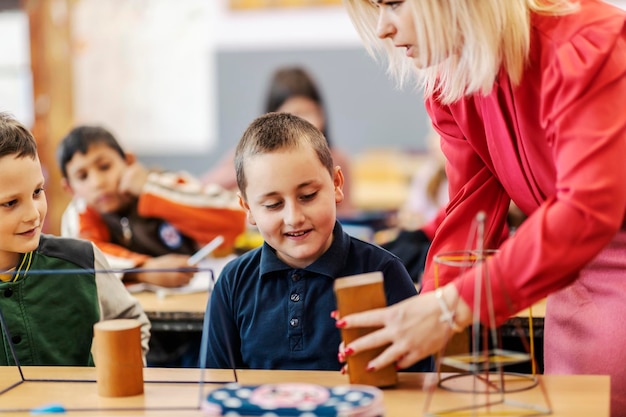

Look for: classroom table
[134,291,208,332]
[0,367,608,416]
[503,298,547,338]
[134,292,547,372]
[133,291,546,336]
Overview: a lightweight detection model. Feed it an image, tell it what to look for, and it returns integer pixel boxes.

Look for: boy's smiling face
[62,142,135,214]
[239,143,344,269]
[0,154,47,271]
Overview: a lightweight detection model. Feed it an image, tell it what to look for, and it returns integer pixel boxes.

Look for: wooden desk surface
[0,367,609,416]
[133,291,208,315]
[133,291,208,331]
[516,298,547,318]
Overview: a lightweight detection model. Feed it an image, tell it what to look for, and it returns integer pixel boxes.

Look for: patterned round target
[202,383,384,416]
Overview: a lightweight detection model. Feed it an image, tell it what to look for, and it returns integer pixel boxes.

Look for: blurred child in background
[202,66,356,217]
[57,125,246,367]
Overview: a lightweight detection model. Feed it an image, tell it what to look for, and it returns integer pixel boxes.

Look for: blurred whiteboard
[72,0,214,154]
[0,11,33,128]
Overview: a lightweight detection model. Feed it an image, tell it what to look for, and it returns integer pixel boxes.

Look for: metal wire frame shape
[423,212,552,417]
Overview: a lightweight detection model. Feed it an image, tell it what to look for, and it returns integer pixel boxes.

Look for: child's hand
[134,255,195,287]
[119,162,150,197]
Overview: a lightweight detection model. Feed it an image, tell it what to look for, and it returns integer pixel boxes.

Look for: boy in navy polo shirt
[205,112,432,372]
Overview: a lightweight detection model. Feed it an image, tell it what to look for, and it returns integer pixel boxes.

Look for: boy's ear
[125,152,137,165]
[237,192,256,226]
[333,166,345,204]
[60,177,74,196]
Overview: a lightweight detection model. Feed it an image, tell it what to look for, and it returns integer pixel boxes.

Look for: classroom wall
[136,1,433,176]
[139,47,432,176]
[107,0,626,175]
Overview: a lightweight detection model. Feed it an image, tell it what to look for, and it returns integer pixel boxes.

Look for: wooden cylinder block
[93,319,144,397]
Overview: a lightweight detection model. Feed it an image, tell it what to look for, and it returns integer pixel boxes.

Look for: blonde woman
[335,1,626,415]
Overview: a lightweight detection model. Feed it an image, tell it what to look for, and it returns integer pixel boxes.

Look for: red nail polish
[330,310,338,319]
[338,352,345,362]
[335,319,346,328]
[344,347,354,356]
[366,364,376,372]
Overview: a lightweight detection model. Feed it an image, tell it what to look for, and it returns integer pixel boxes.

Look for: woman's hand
[335,284,471,371]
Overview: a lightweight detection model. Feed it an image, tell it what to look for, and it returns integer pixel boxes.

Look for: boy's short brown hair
[0,112,38,159]
[234,112,334,199]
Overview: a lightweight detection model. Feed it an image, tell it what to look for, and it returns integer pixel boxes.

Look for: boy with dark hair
[0,112,150,366]
[57,125,247,287]
[205,112,432,372]
[57,124,246,367]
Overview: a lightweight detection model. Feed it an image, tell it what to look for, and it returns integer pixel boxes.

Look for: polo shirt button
[290,293,300,302]
[292,273,301,282]
[4,288,12,298]
[12,335,21,344]
[290,318,299,327]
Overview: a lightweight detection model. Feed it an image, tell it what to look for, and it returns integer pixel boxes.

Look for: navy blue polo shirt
[205,221,433,371]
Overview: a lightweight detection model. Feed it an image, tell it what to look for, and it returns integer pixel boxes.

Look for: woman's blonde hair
[344,0,578,104]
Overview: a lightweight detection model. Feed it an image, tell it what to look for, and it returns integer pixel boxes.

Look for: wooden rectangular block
[334,271,397,387]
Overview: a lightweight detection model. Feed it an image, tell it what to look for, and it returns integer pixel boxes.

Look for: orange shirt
[70,171,247,267]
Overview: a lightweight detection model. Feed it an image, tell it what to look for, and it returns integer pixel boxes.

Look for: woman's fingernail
[396,355,404,370]
[344,347,354,356]
[340,366,347,375]
[338,352,345,363]
[330,310,338,319]
[366,364,376,372]
[335,319,346,328]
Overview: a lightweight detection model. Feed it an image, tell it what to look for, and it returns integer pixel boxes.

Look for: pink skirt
[544,229,626,417]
